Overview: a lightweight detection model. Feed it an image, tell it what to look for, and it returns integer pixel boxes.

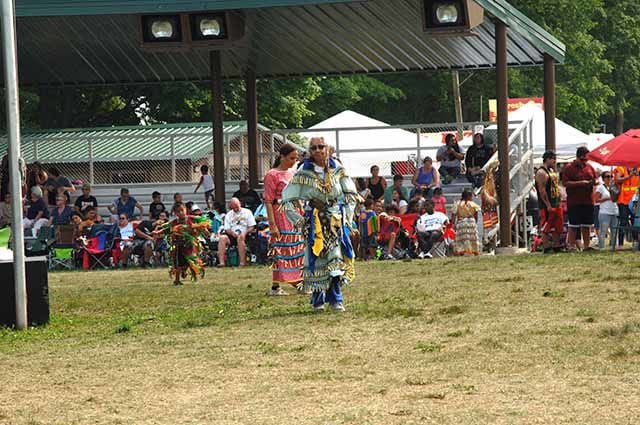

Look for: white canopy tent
[509,104,610,159]
[305,110,443,177]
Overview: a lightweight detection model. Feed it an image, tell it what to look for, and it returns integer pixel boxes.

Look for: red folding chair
[399,213,419,242]
[80,224,121,269]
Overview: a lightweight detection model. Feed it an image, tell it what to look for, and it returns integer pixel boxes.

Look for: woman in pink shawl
[264,143,304,296]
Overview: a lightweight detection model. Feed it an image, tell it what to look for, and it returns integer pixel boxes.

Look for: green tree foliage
[596,0,640,133]
[507,0,613,132]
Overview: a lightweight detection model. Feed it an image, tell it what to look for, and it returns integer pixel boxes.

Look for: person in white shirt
[194,165,215,210]
[595,172,619,249]
[415,199,449,258]
[117,213,135,267]
[217,197,256,267]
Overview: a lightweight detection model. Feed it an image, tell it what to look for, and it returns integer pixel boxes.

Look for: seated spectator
[359,198,378,260]
[109,188,143,223]
[133,215,160,267]
[411,157,440,198]
[390,189,408,215]
[23,186,50,237]
[44,167,75,206]
[356,177,372,200]
[432,187,447,215]
[49,194,73,226]
[70,212,84,239]
[149,191,166,220]
[415,199,449,258]
[408,189,426,214]
[384,174,410,208]
[253,199,269,226]
[233,180,261,213]
[436,134,465,184]
[0,192,11,228]
[153,211,170,263]
[367,165,386,202]
[217,197,256,267]
[191,204,203,217]
[378,205,402,260]
[117,213,135,268]
[208,201,226,237]
[77,208,96,237]
[172,192,183,214]
[74,183,98,214]
[465,133,494,188]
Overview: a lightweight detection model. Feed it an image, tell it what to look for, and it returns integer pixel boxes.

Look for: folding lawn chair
[399,213,419,257]
[24,226,55,257]
[80,224,121,269]
[0,226,10,249]
[49,224,76,270]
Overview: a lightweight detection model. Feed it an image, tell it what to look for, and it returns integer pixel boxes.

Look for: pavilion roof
[14,0,565,86]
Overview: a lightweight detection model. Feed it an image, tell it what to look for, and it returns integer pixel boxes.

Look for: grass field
[2,252,640,424]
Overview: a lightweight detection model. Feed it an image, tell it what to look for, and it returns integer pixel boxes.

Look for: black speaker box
[0,258,49,327]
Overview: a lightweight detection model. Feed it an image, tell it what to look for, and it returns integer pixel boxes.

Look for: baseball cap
[191,204,201,212]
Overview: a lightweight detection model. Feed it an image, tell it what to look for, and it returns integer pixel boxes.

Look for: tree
[596,0,640,134]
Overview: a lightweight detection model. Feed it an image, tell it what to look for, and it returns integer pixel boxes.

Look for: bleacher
[89,182,251,219]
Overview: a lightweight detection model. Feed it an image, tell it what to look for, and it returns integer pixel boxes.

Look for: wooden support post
[496,21,511,247]
[544,54,556,152]
[246,68,260,189]
[211,51,226,203]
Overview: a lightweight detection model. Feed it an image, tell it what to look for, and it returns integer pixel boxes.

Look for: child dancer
[156,202,211,285]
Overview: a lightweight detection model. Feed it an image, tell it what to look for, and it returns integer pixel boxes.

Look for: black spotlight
[190,13,228,41]
[140,14,183,43]
[188,11,246,48]
[421,0,484,35]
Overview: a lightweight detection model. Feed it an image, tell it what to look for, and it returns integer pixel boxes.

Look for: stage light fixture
[141,15,183,43]
[421,0,484,35]
[139,11,245,50]
[190,13,227,41]
[188,11,245,48]
[435,3,459,24]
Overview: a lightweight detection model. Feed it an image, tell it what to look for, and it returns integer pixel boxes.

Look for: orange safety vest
[616,167,640,205]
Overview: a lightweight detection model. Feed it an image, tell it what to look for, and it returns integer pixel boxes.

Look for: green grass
[2,252,640,424]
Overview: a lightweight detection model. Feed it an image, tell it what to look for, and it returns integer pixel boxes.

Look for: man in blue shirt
[108,187,143,223]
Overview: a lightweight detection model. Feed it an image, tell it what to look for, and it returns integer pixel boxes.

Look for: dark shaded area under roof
[13,0,565,86]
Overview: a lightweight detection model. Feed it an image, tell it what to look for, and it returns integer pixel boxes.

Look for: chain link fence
[14,121,525,187]
[17,130,285,186]
[268,122,493,178]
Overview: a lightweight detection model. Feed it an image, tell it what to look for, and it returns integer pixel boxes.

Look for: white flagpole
[2,0,27,330]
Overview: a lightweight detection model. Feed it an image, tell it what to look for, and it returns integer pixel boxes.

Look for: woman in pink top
[264,143,304,296]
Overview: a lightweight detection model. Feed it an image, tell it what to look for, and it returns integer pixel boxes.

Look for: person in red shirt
[561,147,597,251]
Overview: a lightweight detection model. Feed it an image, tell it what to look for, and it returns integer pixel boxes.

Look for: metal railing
[478,114,535,248]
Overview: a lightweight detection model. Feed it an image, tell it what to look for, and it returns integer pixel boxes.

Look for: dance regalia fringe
[161,216,211,281]
[281,159,358,292]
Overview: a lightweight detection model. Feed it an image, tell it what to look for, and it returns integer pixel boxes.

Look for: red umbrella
[587,129,640,167]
